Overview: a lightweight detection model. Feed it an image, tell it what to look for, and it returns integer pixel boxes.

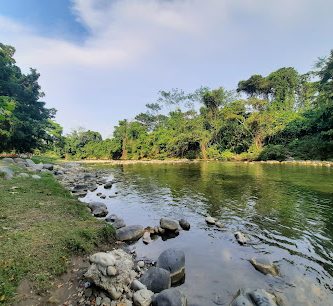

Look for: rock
[249,257,279,276]
[107,266,118,276]
[88,202,107,211]
[116,225,145,242]
[85,249,134,300]
[137,261,145,268]
[131,279,147,291]
[101,297,111,306]
[158,227,165,235]
[100,194,106,199]
[92,206,108,217]
[142,231,152,244]
[160,218,179,231]
[152,288,187,306]
[18,173,29,178]
[139,267,171,293]
[205,216,216,225]
[215,222,224,228]
[90,252,116,267]
[43,163,54,171]
[1,158,14,163]
[25,159,35,167]
[230,288,279,306]
[133,289,154,306]
[30,163,44,172]
[106,214,126,229]
[234,231,247,245]
[31,174,41,180]
[104,182,113,189]
[156,249,185,284]
[0,166,14,179]
[179,219,190,230]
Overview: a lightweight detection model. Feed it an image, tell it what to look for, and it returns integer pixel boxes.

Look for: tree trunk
[200,142,208,160]
[121,137,127,160]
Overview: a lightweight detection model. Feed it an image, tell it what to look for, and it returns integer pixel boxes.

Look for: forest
[1,42,332,161]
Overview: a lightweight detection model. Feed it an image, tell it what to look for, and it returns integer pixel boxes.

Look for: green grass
[0,170,114,305]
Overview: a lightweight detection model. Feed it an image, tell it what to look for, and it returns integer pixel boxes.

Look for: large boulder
[133,288,154,306]
[156,249,185,284]
[152,288,187,306]
[85,249,134,300]
[230,288,279,306]
[87,202,108,217]
[2,158,14,164]
[160,218,179,231]
[0,166,14,179]
[139,267,171,293]
[249,258,279,276]
[25,159,35,167]
[88,202,107,211]
[116,225,145,242]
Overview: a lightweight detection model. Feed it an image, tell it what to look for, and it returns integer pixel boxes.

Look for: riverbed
[81,161,333,306]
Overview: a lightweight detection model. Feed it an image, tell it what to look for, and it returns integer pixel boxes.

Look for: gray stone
[107,266,117,276]
[43,163,54,171]
[133,289,154,306]
[92,207,108,217]
[131,279,147,291]
[0,166,14,179]
[116,225,145,242]
[215,222,224,228]
[152,288,187,306]
[137,261,145,268]
[25,159,35,167]
[139,267,171,293]
[104,182,113,189]
[230,288,278,306]
[30,163,44,172]
[100,194,106,199]
[88,202,107,211]
[18,173,30,178]
[160,218,179,231]
[205,216,216,225]
[2,158,14,163]
[85,249,134,300]
[142,231,152,244]
[249,257,279,276]
[31,174,41,180]
[156,249,185,284]
[106,214,126,229]
[235,231,247,245]
[179,219,190,230]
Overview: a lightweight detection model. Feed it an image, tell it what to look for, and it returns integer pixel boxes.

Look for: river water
[82,162,333,305]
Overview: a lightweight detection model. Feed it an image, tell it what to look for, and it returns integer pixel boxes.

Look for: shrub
[258,144,290,161]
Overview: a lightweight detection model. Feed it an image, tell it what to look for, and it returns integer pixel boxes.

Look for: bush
[220,150,235,161]
[258,145,290,161]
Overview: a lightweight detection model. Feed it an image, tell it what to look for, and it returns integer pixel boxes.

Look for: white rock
[107,266,118,276]
[90,252,116,267]
[133,289,154,306]
[205,216,216,224]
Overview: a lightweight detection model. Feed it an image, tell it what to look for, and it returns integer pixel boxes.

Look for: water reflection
[85,162,333,305]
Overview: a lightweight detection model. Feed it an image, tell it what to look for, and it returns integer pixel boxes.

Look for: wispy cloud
[0,0,332,136]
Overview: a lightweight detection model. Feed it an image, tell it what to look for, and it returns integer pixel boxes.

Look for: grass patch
[0,172,114,305]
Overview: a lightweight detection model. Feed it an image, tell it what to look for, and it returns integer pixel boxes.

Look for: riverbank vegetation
[1,42,332,161]
[0,165,114,305]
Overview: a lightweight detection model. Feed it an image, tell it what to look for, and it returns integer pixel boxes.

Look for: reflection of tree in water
[114,162,333,275]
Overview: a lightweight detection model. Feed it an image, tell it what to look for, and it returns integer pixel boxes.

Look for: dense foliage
[1,42,332,161]
[0,43,55,152]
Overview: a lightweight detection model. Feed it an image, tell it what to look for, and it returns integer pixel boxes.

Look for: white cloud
[0,0,332,136]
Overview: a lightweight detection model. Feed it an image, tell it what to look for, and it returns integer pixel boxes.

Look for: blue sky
[0,0,332,137]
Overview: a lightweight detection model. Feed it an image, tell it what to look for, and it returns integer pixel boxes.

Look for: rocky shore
[1,157,284,306]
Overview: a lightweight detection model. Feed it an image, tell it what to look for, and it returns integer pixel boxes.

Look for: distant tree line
[1,42,332,161]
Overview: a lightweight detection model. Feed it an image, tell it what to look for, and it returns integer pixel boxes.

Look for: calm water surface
[83,162,333,306]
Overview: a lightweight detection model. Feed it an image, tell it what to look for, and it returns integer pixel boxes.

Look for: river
[82,161,333,305]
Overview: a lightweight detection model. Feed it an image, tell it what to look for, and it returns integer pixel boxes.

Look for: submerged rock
[104,181,113,189]
[106,214,126,229]
[116,225,145,242]
[156,249,185,284]
[142,231,152,244]
[152,288,187,306]
[230,288,279,306]
[249,257,279,276]
[139,267,171,293]
[160,218,179,231]
[179,219,190,230]
[234,231,247,245]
